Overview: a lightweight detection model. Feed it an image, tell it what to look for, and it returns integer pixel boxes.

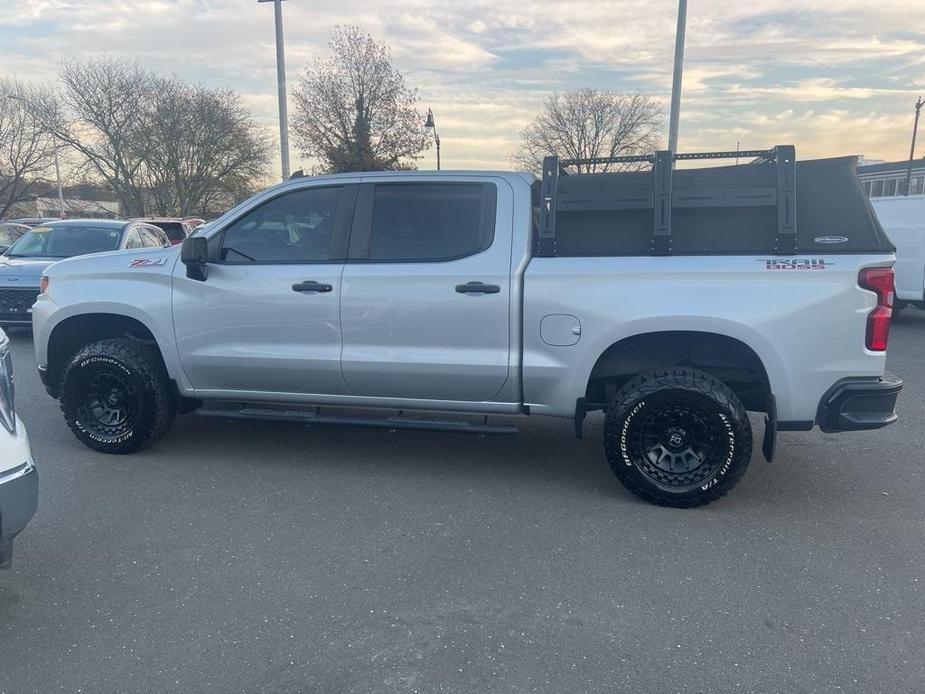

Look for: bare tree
[144,79,271,216]
[54,57,157,216]
[44,57,269,217]
[292,25,429,173]
[197,169,267,218]
[512,89,663,174]
[0,79,57,219]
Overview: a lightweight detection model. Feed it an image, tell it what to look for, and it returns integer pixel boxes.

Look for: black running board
[196,405,519,435]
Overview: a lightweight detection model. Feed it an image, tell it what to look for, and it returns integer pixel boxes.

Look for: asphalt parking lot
[1,315,924,694]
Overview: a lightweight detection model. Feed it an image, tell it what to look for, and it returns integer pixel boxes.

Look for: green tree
[326,95,383,173]
[292,26,429,173]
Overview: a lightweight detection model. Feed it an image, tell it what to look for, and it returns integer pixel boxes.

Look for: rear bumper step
[817,374,902,433]
[196,405,519,435]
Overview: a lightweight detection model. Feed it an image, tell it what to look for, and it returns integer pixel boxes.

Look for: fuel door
[540,314,581,346]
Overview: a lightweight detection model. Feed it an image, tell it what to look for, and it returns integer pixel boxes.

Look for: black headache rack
[534,146,894,258]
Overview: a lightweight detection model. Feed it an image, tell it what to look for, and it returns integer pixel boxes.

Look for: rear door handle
[456,281,501,295]
[292,280,333,293]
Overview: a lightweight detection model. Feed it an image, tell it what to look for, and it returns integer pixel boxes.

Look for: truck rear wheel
[60,339,176,454]
[604,368,753,508]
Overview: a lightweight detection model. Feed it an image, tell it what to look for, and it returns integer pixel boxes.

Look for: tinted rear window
[151,222,186,242]
[367,183,496,262]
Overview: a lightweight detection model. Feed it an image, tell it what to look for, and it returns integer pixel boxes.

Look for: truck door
[172,184,355,396]
[340,178,513,402]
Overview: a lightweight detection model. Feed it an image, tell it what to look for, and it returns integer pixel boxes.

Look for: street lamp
[667,0,688,155]
[7,94,65,219]
[424,108,441,171]
[259,0,291,181]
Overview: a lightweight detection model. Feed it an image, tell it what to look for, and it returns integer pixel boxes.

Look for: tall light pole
[51,135,64,218]
[667,0,688,155]
[259,0,290,181]
[424,108,441,170]
[904,96,923,196]
[8,94,65,218]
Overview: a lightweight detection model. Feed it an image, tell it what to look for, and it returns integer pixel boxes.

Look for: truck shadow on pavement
[145,409,891,514]
[167,410,631,499]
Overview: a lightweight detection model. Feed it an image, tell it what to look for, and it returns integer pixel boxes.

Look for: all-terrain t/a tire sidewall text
[60,339,176,454]
[604,368,753,508]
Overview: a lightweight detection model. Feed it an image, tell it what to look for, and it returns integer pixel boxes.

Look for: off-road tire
[60,338,176,454]
[604,367,753,508]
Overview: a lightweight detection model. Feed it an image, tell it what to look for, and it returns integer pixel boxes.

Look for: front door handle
[455,281,501,295]
[292,280,333,293]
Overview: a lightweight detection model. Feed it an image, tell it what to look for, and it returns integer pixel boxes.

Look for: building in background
[857,157,925,198]
[5,196,120,220]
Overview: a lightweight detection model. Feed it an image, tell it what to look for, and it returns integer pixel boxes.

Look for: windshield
[5,224,122,258]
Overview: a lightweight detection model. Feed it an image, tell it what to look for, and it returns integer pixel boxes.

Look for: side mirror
[180,236,209,281]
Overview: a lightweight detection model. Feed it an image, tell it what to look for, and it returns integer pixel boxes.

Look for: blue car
[0,219,170,327]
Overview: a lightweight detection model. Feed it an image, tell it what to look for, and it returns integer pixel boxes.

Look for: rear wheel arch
[584,330,773,413]
[46,313,166,396]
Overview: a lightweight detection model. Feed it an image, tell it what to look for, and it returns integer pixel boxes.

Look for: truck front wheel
[59,339,176,454]
[604,368,753,508]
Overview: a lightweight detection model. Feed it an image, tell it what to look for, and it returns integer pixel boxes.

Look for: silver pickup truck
[32,147,902,507]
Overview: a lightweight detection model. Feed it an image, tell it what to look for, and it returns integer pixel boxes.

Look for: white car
[0,329,37,569]
[870,195,925,311]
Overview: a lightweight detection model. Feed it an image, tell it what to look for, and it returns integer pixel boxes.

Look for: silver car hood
[0,256,58,286]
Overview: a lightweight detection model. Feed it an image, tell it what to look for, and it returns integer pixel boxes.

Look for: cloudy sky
[1,0,923,173]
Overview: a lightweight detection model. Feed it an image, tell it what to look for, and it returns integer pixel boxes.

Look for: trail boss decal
[129,258,168,268]
[759,258,832,270]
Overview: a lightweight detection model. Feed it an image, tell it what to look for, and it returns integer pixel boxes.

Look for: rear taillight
[859,267,894,351]
[40,275,49,294]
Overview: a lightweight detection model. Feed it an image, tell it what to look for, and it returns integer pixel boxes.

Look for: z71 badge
[129,258,168,268]
[759,259,832,270]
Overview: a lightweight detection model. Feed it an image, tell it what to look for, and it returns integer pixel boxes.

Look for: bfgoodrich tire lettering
[60,339,176,454]
[604,367,753,508]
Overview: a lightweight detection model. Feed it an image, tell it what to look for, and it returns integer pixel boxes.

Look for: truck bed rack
[536,145,797,257]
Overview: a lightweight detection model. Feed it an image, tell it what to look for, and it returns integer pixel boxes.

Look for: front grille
[0,288,40,319]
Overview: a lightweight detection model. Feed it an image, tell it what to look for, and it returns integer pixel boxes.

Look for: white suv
[0,329,37,569]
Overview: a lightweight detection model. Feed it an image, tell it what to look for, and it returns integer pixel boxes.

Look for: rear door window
[124,228,144,249]
[158,222,187,243]
[362,183,496,262]
[140,227,165,247]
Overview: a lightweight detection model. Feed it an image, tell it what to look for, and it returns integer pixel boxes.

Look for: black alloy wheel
[604,367,753,508]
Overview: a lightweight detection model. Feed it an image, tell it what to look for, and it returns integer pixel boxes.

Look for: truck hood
[44,246,180,278]
[0,256,58,286]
